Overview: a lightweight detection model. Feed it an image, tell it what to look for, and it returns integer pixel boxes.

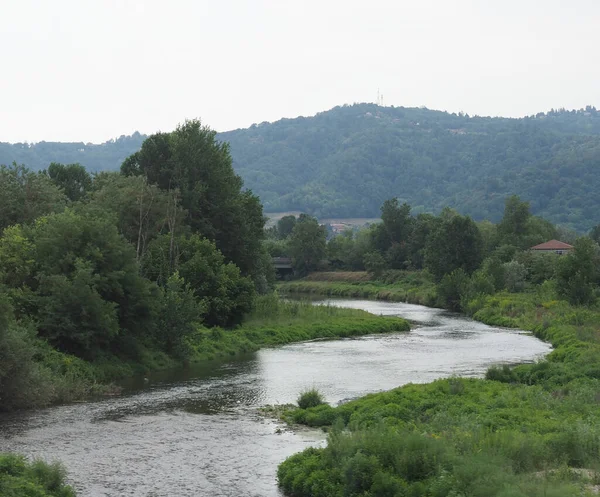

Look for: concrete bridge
[272,257,293,275]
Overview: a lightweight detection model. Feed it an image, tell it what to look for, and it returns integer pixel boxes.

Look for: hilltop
[221,104,600,231]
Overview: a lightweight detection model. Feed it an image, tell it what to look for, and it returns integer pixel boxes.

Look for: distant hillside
[0,132,147,172]
[220,104,600,231]
[2,104,600,231]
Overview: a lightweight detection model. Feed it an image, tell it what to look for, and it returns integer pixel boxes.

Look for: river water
[0,299,551,497]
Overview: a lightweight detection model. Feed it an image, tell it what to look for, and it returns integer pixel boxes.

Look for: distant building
[530,240,574,255]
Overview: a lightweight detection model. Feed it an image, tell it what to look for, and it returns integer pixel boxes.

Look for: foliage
[288,216,327,275]
[220,103,600,231]
[0,164,67,232]
[83,173,184,262]
[0,210,158,358]
[297,388,326,409]
[437,269,470,311]
[142,234,255,328]
[45,163,92,202]
[555,237,600,305]
[424,212,483,281]
[503,260,528,293]
[0,454,76,497]
[121,120,266,283]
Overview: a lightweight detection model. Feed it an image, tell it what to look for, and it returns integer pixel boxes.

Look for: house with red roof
[530,240,574,255]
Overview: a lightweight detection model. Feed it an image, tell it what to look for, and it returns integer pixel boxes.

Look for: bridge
[272,257,293,275]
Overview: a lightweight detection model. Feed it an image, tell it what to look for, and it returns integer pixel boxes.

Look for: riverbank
[278,271,437,306]
[277,274,600,497]
[6,295,410,412]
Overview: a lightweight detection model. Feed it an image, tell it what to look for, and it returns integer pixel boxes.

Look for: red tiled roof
[530,240,574,250]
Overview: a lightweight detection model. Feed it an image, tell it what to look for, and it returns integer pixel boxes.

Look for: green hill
[0,132,146,172]
[220,104,600,231]
[2,104,599,231]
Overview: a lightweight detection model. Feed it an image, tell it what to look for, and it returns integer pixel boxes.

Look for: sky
[1,0,599,143]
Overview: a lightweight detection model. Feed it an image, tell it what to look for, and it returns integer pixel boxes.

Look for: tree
[121,120,266,283]
[157,273,204,358]
[45,163,92,201]
[142,234,255,328]
[503,261,528,292]
[288,217,327,275]
[0,164,66,231]
[2,210,159,358]
[276,215,297,239]
[497,195,532,248]
[437,269,470,311]
[556,237,600,305]
[84,173,184,262]
[425,214,483,281]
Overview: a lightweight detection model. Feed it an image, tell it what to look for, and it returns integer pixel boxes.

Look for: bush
[0,454,76,497]
[297,388,326,409]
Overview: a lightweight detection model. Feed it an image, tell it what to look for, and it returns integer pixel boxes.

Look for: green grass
[278,270,437,306]
[277,278,600,497]
[185,294,410,363]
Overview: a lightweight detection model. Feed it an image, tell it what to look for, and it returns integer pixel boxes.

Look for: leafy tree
[425,214,483,281]
[0,164,67,231]
[556,237,600,305]
[363,251,386,277]
[0,294,52,411]
[503,261,528,293]
[142,234,255,327]
[437,269,470,311]
[276,215,297,239]
[45,162,92,201]
[288,216,327,275]
[121,120,266,283]
[497,195,531,247]
[84,173,184,261]
[157,273,204,358]
[1,210,158,357]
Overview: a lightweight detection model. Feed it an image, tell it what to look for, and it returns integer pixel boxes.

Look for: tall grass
[186,294,409,362]
[279,270,437,306]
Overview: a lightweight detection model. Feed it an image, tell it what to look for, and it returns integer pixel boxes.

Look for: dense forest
[221,104,600,231]
[2,105,600,231]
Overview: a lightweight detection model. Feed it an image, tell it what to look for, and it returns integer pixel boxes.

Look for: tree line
[0,120,273,410]
[270,195,600,308]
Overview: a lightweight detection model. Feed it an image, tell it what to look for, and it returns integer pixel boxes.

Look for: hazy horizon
[2,0,599,143]
[1,101,597,145]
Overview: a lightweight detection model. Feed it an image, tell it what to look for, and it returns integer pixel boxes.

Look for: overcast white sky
[1,0,599,143]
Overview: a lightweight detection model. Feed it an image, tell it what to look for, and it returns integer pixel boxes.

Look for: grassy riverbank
[278,271,437,306]
[277,274,600,497]
[6,295,409,411]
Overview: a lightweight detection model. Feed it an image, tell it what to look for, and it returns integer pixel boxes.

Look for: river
[0,299,551,497]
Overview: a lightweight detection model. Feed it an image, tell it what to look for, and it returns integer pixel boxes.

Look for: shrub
[297,388,326,409]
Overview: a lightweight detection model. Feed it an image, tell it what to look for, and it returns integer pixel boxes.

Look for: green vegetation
[276,193,600,497]
[279,271,437,306]
[278,289,600,497]
[297,388,326,410]
[4,105,600,231]
[0,454,75,497]
[221,104,600,231]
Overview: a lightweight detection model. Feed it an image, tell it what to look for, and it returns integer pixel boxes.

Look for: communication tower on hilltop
[376,89,384,107]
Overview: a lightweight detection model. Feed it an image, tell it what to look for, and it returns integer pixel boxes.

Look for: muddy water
[0,299,551,496]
